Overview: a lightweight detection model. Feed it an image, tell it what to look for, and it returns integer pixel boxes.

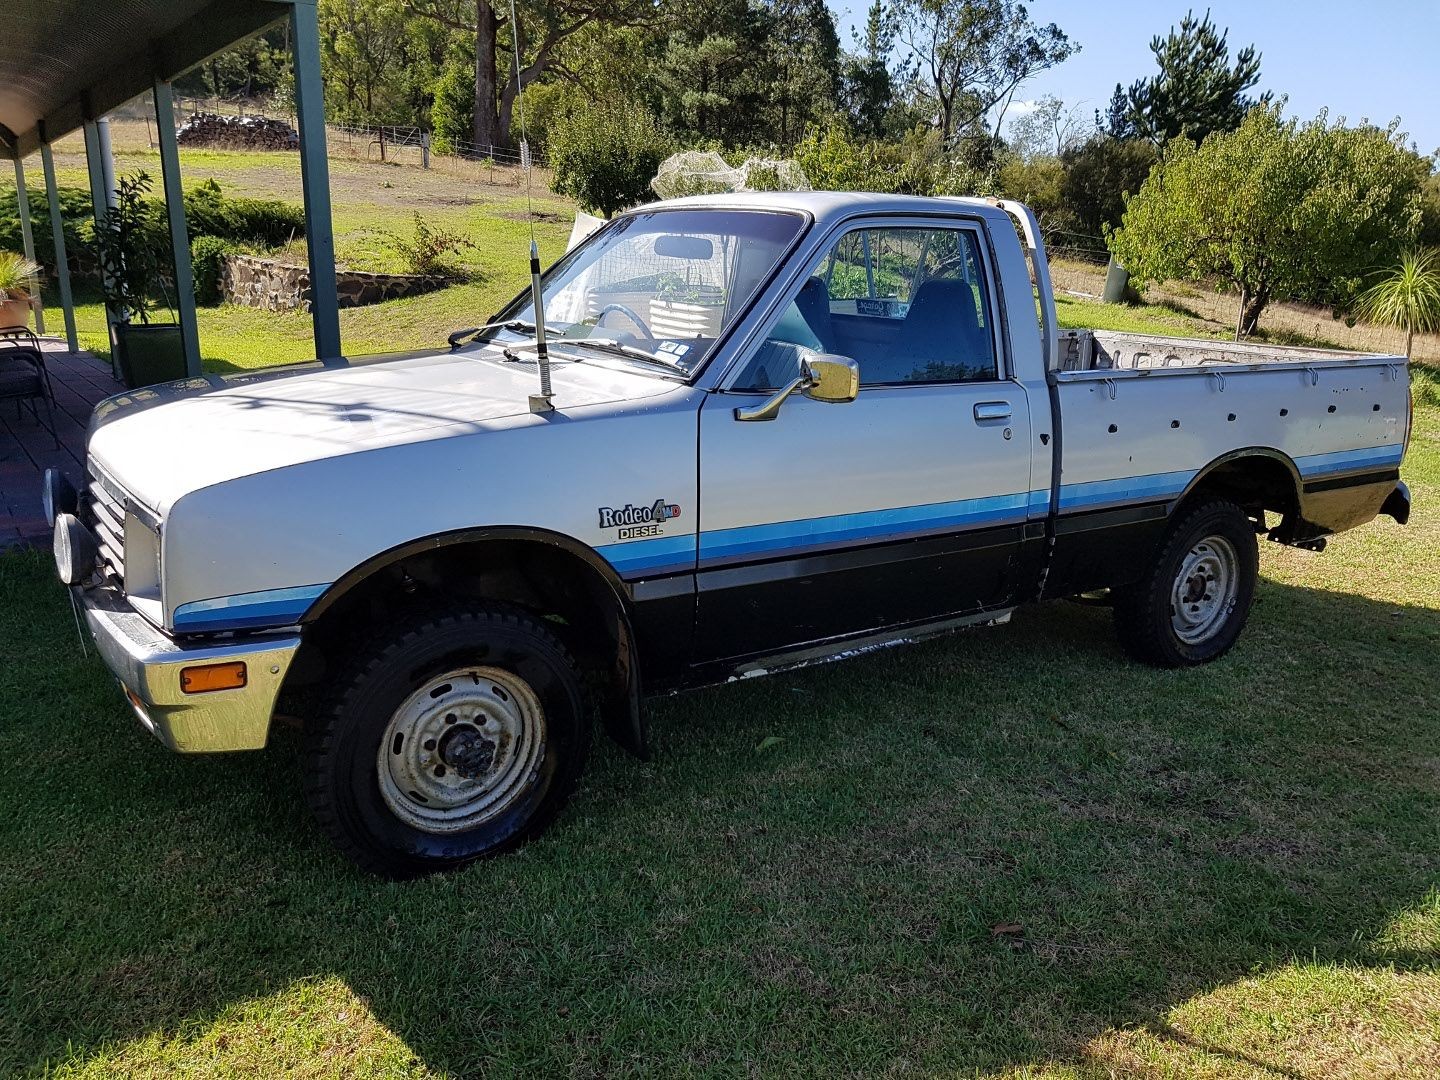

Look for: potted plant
[0,252,40,329]
[650,273,726,338]
[92,171,187,387]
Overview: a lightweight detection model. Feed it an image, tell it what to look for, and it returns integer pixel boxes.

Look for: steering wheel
[594,303,656,343]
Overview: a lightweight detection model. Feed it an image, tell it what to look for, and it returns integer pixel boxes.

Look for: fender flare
[304,525,648,758]
[1169,446,1304,519]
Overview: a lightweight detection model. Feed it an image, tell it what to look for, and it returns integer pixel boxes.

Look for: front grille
[85,470,127,590]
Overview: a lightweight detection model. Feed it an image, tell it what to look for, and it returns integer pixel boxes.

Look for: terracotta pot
[0,295,31,329]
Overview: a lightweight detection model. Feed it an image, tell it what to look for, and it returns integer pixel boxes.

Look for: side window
[733,225,1000,390]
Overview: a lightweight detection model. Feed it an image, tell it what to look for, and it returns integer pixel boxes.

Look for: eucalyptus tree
[892,0,1075,143]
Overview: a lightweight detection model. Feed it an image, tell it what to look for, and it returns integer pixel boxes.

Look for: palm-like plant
[1353,248,1440,359]
[0,251,41,300]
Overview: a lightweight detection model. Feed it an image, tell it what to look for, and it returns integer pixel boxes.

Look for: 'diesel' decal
[599,499,682,539]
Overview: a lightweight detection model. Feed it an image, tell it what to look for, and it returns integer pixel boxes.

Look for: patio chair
[0,326,60,448]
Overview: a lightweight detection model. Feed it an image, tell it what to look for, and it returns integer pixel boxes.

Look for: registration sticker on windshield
[656,341,692,357]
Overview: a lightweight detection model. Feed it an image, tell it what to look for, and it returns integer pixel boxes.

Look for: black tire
[1113,498,1258,668]
[303,607,590,878]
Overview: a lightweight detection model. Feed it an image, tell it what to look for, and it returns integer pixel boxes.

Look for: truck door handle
[973,401,1012,422]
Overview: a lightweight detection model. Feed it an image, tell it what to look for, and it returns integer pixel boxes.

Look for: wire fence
[106,93,546,172]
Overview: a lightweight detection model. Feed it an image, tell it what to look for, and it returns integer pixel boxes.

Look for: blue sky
[826,0,1440,158]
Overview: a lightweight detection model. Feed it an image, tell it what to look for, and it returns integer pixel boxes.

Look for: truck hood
[87,348,681,514]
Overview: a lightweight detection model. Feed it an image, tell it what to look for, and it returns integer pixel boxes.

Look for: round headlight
[53,512,98,586]
[43,468,79,528]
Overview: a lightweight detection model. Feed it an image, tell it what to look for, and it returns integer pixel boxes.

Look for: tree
[655,0,841,147]
[404,0,661,152]
[1110,106,1427,339]
[430,47,476,152]
[1113,10,1264,146]
[1353,249,1440,358]
[1007,94,1091,160]
[548,99,671,216]
[768,0,842,147]
[1059,134,1158,240]
[320,0,411,122]
[842,1,899,137]
[892,0,1075,143]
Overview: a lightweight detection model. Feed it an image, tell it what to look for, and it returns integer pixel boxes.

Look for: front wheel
[303,607,590,877]
[1113,498,1258,667]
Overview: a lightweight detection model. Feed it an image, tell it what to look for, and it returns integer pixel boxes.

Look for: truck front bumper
[78,586,301,752]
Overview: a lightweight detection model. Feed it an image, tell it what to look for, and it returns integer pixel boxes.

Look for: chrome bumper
[78,586,301,752]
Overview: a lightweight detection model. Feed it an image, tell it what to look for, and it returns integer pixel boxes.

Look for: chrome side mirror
[735,353,860,422]
[800,355,860,403]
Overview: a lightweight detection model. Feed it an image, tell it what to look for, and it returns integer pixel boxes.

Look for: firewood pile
[176,114,299,150]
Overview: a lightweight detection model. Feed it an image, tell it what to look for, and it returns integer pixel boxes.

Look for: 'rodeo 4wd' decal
[599,499,682,539]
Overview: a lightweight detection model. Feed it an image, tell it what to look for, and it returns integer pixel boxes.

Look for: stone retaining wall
[220,254,446,312]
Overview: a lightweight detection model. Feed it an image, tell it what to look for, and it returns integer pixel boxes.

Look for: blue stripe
[596,534,697,576]
[174,584,329,632]
[1058,469,1195,511]
[1295,444,1403,477]
[699,491,1034,563]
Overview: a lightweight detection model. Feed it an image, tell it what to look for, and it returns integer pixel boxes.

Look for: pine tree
[1120,10,1265,145]
[843,1,898,137]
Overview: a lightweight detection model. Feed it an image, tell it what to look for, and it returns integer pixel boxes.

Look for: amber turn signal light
[180,661,248,694]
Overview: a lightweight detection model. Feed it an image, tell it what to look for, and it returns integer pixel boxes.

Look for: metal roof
[0,0,295,159]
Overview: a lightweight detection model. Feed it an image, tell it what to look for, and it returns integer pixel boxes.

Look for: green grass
[2,419,1438,1073]
[32,144,573,369]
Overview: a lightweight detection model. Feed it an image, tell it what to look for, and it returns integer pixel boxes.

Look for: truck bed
[1057,329,1400,373]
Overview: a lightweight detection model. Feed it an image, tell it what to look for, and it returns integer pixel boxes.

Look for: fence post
[421,131,430,169]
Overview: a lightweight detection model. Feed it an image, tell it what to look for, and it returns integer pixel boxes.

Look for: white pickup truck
[47,193,1413,876]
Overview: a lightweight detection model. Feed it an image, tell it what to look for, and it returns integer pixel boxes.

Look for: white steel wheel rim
[376,666,546,834]
[1170,534,1240,645]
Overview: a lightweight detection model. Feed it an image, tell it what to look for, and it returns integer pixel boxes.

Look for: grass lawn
[1,395,1438,1072]
[30,144,574,371]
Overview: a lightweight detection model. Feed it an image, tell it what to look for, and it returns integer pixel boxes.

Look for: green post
[1102,255,1131,305]
[83,119,121,376]
[39,142,78,352]
[11,158,45,334]
[290,0,342,362]
[153,80,202,377]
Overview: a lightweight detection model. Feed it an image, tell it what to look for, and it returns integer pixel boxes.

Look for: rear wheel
[1113,498,1258,667]
[304,607,590,877]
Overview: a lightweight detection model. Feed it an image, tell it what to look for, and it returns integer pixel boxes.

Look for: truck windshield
[491,208,806,377]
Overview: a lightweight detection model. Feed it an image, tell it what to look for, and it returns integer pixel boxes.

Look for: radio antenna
[510,0,553,412]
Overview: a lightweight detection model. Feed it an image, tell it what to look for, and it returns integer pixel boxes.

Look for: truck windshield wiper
[558,337,688,373]
[447,320,537,349]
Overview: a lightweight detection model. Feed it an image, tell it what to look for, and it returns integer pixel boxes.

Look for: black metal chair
[0,326,60,447]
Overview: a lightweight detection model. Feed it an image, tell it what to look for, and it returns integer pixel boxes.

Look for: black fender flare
[1169,446,1304,521]
[304,526,648,758]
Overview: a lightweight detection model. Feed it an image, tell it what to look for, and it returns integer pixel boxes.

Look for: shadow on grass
[2,552,1437,1074]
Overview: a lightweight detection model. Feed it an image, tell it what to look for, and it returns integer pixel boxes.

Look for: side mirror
[734,352,861,422]
[800,355,860,404]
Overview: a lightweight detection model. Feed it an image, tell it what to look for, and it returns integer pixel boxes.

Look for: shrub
[0,184,93,266]
[548,101,672,218]
[190,235,238,305]
[377,212,476,277]
[183,178,305,247]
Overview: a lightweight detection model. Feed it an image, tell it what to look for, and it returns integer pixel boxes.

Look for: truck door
[695,219,1036,663]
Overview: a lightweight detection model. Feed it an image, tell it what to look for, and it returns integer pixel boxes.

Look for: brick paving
[0,338,122,550]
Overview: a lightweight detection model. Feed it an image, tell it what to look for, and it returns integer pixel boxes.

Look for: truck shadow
[4,559,1438,1075]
